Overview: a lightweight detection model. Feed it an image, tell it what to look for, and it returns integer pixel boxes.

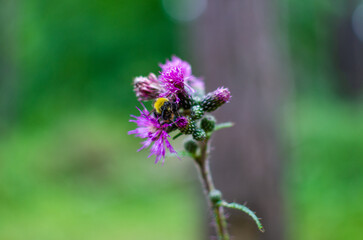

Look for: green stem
[195,138,230,240]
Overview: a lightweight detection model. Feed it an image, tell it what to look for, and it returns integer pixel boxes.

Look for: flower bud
[192,128,206,141]
[175,116,188,129]
[191,105,204,120]
[209,189,222,204]
[178,117,196,135]
[184,140,198,154]
[201,87,231,112]
[133,74,161,101]
[201,115,216,132]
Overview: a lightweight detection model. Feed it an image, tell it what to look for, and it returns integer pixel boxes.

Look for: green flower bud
[184,140,198,154]
[191,105,204,120]
[179,117,196,135]
[192,128,206,141]
[201,115,216,132]
[209,189,222,204]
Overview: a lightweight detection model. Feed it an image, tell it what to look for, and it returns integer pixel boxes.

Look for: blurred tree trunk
[191,1,287,239]
[334,2,363,99]
[0,0,18,133]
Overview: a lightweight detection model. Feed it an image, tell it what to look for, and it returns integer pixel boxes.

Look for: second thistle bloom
[128,104,178,164]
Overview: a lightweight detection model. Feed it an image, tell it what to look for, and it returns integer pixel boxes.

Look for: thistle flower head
[214,87,231,103]
[159,66,194,102]
[133,73,162,101]
[201,87,231,112]
[175,116,188,129]
[128,104,179,164]
[159,55,192,77]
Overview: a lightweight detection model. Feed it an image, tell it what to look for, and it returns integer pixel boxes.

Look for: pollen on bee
[154,98,169,114]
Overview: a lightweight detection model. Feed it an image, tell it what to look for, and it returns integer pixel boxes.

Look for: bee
[153,98,179,123]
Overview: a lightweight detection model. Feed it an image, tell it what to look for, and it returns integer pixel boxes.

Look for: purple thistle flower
[159,55,192,77]
[161,56,205,96]
[159,56,207,102]
[133,73,162,101]
[159,66,194,102]
[128,104,179,164]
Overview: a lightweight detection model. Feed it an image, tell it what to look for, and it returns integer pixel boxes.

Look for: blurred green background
[0,0,362,239]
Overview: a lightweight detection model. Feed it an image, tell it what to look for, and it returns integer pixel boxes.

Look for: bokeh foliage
[283,1,363,239]
[14,0,177,123]
[286,98,363,240]
[1,1,202,239]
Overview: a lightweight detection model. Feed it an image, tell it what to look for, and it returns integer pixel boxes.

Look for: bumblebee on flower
[152,97,179,123]
[129,56,231,164]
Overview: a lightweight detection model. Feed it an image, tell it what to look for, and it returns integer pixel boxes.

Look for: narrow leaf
[219,200,265,232]
[175,150,193,158]
[214,122,234,132]
[173,132,183,140]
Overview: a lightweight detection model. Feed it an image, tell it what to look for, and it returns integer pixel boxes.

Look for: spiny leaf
[218,200,264,232]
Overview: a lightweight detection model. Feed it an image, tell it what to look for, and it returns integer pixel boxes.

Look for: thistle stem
[195,138,230,240]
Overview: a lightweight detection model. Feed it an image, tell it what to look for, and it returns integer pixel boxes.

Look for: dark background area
[0,0,362,239]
